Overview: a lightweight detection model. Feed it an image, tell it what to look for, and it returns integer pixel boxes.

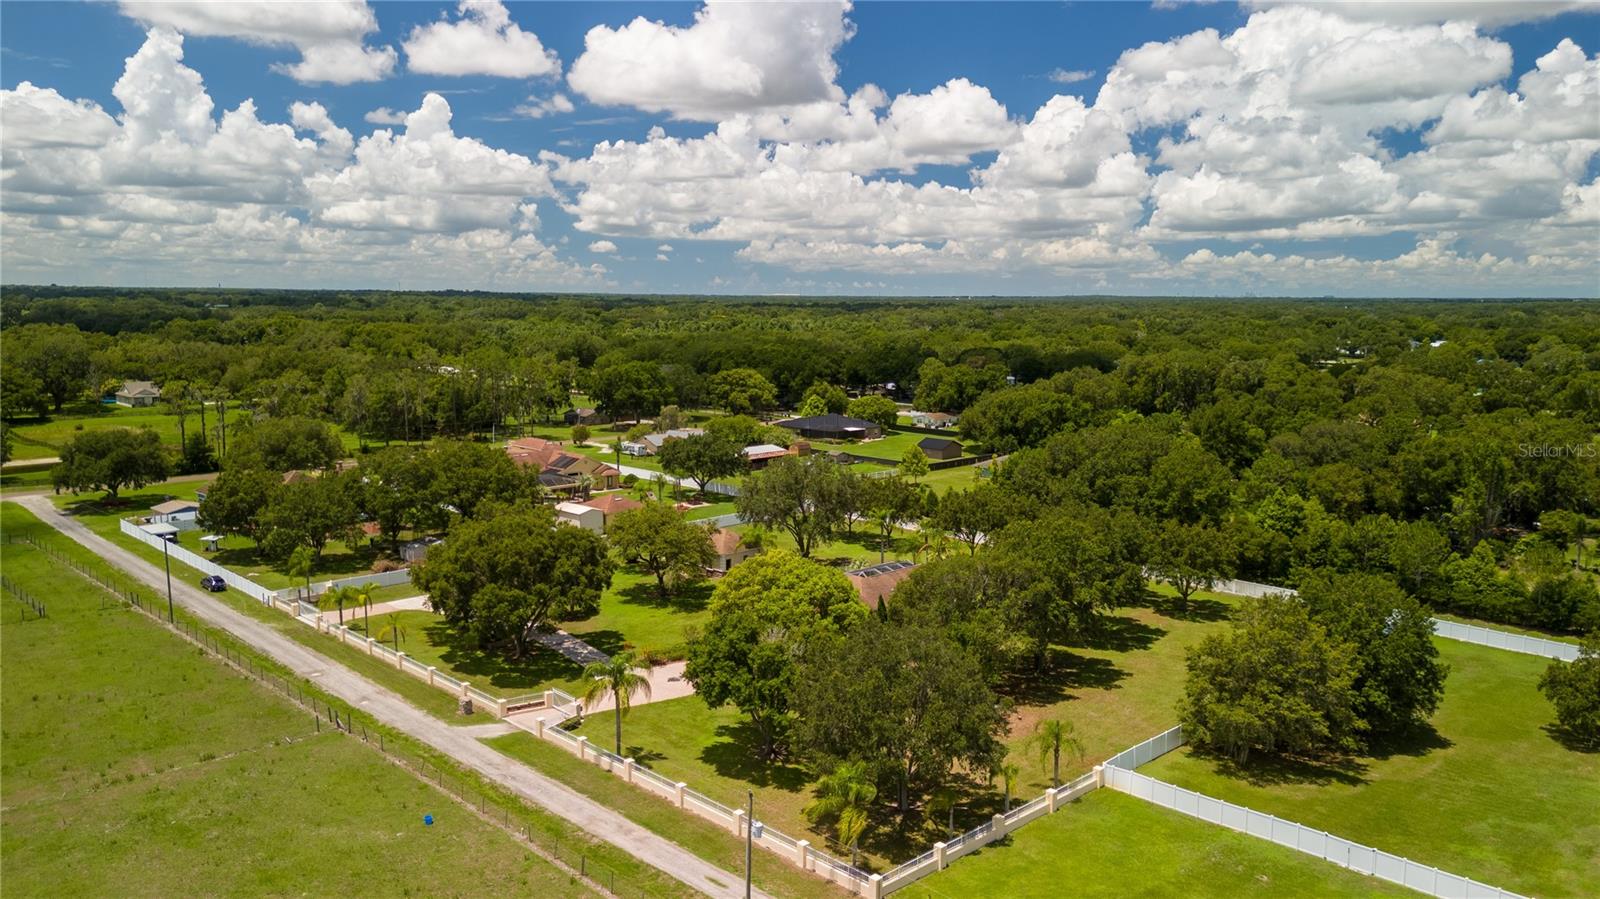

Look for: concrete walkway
[575,660,697,714]
[318,594,431,625]
[16,495,767,899]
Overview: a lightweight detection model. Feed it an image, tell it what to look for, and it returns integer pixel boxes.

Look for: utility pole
[162,538,175,622]
[745,790,754,899]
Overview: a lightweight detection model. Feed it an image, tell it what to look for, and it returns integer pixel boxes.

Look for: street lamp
[162,537,174,622]
[745,790,754,899]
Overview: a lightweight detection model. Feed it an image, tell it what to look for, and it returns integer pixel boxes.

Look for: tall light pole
[745,790,754,899]
[162,537,174,622]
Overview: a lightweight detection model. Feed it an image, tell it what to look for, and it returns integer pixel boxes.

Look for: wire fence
[11,530,653,899]
[1,572,48,619]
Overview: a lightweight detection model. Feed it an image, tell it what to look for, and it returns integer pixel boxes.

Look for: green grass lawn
[805,429,977,464]
[564,568,715,662]
[487,731,849,899]
[998,586,1243,795]
[900,789,1411,898]
[345,608,591,699]
[1141,638,1600,898]
[683,500,737,521]
[5,402,241,461]
[915,463,987,495]
[730,523,921,569]
[0,507,593,898]
[568,695,1015,869]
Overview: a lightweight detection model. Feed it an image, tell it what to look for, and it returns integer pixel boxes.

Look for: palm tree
[377,612,407,652]
[353,582,376,634]
[926,784,959,837]
[805,761,877,867]
[287,546,315,600]
[581,651,653,756]
[995,762,1020,813]
[1029,718,1085,788]
[320,583,355,627]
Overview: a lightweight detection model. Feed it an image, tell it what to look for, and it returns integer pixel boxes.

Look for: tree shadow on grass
[617,578,714,615]
[998,650,1130,707]
[696,719,812,792]
[1202,749,1371,788]
[853,774,1013,869]
[1540,723,1600,754]
[1141,589,1233,623]
[424,619,585,691]
[570,628,628,656]
[1071,613,1167,653]
[1365,722,1453,761]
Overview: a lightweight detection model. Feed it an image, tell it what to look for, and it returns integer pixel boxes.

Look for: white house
[628,428,706,456]
[910,410,958,428]
[555,501,605,534]
[148,498,199,524]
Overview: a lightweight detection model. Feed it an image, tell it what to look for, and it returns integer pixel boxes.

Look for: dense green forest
[3,287,1597,636]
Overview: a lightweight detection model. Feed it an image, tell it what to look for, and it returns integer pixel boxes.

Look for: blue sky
[1,1,1596,296]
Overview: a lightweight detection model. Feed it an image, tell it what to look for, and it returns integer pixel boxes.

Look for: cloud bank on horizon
[1,0,1596,296]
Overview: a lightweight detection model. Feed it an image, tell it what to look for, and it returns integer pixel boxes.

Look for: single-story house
[846,560,918,610]
[621,440,652,457]
[564,407,610,426]
[709,529,760,572]
[555,501,606,534]
[643,428,704,453]
[776,413,883,441]
[911,411,958,429]
[505,437,621,491]
[115,379,162,407]
[546,453,621,491]
[918,437,963,461]
[742,443,791,469]
[150,498,200,517]
[579,493,643,530]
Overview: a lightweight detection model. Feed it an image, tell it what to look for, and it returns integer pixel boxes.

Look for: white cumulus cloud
[588,239,618,253]
[568,0,854,120]
[402,0,560,78]
[118,0,396,83]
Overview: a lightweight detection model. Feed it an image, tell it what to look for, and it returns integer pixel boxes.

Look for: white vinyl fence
[120,519,278,604]
[1102,727,1526,899]
[1429,618,1579,662]
[279,567,415,601]
[1210,578,1580,662]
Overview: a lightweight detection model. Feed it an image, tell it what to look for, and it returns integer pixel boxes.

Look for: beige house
[115,380,162,407]
[709,529,760,572]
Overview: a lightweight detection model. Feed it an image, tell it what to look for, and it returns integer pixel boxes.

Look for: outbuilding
[775,413,883,441]
[917,437,963,460]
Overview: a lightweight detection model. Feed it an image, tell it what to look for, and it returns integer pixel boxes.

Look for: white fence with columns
[1102,726,1526,899]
